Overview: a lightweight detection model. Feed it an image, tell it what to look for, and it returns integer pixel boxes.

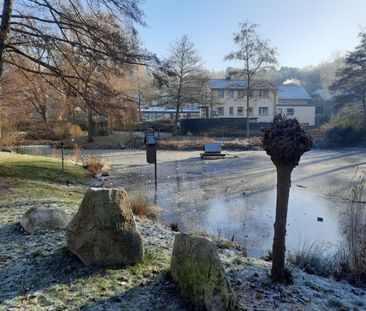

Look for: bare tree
[127,67,155,121]
[0,1,149,78]
[161,35,204,134]
[0,0,157,137]
[225,22,277,138]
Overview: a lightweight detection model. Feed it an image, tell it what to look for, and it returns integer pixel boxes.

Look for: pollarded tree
[330,32,366,116]
[162,35,205,134]
[225,22,277,138]
[262,116,312,283]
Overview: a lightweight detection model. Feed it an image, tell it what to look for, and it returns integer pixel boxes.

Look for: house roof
[208,79,276,90]
[278,85,312,100]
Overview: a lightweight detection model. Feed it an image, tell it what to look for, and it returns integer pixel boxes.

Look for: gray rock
[20,207,72,234]
[66,188,143,266]
[171,233,238,311]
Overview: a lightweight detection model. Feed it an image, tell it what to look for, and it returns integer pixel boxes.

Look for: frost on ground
[220,249,366,311]
[1,197,366,310]
[0,198,192,311]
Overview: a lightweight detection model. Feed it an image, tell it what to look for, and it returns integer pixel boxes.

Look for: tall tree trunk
[246,91,250,139]
[271,165,293,282]
[87,106,94,143]
[0,0,13,78]
[173,102,180,135]
[138,94,142,122]
[0,0,13,139]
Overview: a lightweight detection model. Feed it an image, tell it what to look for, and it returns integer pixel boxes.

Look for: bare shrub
[129,193,157,219]
[69,144,82,163]
[248,136,262,146]
[51,123,71,141]
[84,157,107,177]
[289,171,366,286]
[69,124,83,139]
[288,242,335,277]
[0,120,22,149]
[25,122,71,141]
[338,170,366,284]
[121,132,143,148]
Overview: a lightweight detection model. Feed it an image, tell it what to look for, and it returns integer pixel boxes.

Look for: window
[277,108,282,115]
[259,90,269,97]
[229,107,234,116]
[237,107,244,116]
[217,107,224,116]
[228,90,234,99]
[287,108,294,116]
[259,107,269,116]
[238,90,244,98]
[218,90,224,98]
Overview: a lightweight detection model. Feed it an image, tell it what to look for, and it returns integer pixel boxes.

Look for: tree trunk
[173,77,183,135]
[138,94,142,122]
[173,101,181,135]
[0,0,13,78]
[0,0,13,139]
[271,165,293,282]
[246,91,250,139]
[87,107,94,143]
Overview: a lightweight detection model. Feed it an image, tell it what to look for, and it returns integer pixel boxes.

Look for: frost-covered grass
[0,153,189,310]
[0,199,186,310]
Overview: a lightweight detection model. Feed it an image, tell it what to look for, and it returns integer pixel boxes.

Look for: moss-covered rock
[66,188,143,266]
[171,233,239,311]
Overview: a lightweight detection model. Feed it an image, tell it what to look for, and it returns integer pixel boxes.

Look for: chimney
[225,67,234,80]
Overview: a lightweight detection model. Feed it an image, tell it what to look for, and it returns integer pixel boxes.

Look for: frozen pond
[106,148,366,257]
[17,146,366,257]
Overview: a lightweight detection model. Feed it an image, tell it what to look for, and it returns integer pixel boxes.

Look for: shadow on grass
[0,222,99,304]
[79,273,194,311]
[0,222,193,310]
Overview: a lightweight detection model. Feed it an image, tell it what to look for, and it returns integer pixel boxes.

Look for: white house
[277,85,315,126]
[208,78,278,122]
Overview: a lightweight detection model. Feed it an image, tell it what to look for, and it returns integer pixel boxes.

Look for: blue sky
[137,0,366,70]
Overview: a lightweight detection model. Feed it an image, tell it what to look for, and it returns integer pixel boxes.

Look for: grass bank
[0,152,91,208]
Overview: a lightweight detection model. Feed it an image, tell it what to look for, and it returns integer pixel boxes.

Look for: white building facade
[208,79,278,123]
[208,80,315,126]
[277,85,315,126]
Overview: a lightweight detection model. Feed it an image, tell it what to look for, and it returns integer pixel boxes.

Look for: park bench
[200,143,226,159]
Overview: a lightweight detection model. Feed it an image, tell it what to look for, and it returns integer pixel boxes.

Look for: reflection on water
[131,163,343,258]
[157,186,342,257]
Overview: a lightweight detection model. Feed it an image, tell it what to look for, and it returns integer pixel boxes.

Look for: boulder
[66,188,143,266]
[171,233,238,311]
[20,207,72,234]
